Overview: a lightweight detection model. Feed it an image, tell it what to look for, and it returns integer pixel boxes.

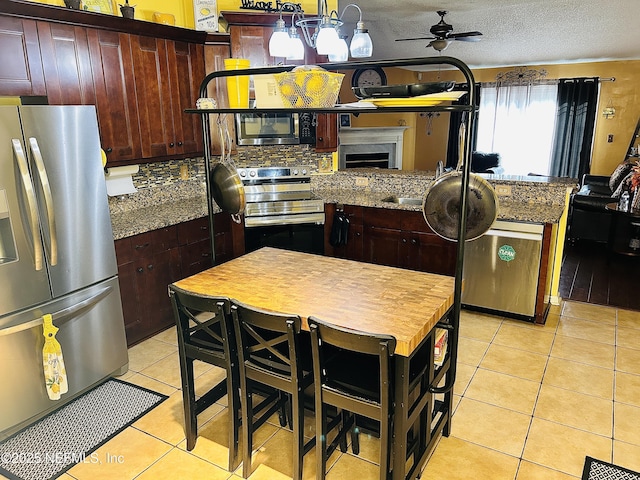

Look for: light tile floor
[48,300,640,479]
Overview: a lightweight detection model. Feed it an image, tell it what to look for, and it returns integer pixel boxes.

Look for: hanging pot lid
[209,116,246,216]
[423,122,498,241]
[422,171,497,241]
[210,162,245,215]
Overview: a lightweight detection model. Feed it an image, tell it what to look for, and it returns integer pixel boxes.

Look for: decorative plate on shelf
[359,91,466,107]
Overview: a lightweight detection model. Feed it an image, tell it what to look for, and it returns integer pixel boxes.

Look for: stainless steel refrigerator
[0,105,128,439]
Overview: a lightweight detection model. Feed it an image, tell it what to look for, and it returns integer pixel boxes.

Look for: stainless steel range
[238,166,325,254]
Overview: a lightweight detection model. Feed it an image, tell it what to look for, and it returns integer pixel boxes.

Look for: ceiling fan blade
[449,31,483,41]
[396,36,435,42]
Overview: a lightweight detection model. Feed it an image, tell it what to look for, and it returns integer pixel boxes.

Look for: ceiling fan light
[328,36,349,62]
[430,39,450,52]
[269,19,291,57]
[350,22,373,58]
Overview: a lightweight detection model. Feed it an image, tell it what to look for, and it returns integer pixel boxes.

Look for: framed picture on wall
[194,0,219,32]
[339,113,351,128]
[82,0,114,14]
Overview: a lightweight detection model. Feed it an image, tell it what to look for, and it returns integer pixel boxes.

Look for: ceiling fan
[396,10,483,52]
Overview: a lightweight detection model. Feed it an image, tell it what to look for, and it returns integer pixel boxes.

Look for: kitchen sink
[381,195,423,206]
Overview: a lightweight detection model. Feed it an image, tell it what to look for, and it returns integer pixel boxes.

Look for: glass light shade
[350,22,373,58]
[287,32,305,61]
[328,37,348,62]
[269,19,291,57]
[316,25,340,55]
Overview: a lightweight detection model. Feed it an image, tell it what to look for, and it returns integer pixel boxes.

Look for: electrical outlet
[495,185,512,196]
[355,177,369,187]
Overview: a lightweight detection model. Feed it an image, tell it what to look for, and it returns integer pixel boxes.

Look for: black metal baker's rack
[186,55,477,476]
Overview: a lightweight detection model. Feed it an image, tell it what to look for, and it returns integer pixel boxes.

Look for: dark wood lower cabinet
[325,203,457,276]
[115,213,241,346]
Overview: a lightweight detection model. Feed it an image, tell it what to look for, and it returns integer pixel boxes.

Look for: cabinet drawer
[363,206,405,230]
[343,205,363,226]
[181,238,212,268]
[121,225,179,260]
[177,216,210,245]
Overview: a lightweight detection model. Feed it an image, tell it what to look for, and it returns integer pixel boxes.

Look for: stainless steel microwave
[235,110,315,146]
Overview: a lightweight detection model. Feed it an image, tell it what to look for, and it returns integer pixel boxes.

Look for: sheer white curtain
[476,83,559,176]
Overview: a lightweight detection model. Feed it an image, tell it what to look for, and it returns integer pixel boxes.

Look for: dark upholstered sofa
[568,160,639,243]
[568,175,616,243]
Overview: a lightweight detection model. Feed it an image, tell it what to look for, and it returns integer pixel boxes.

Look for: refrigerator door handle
[28,137,58,266]
[12,139,44,271]
[0,285,113,337]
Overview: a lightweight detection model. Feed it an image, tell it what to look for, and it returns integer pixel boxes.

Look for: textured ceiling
[337,0,640,69]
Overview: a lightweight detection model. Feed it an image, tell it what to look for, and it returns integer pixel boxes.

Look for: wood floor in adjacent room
[560,240,640,311]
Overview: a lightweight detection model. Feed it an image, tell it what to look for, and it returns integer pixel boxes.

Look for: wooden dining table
[172,247,457,480]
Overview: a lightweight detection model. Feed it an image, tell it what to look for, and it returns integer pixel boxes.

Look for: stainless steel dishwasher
[462,220,544,319]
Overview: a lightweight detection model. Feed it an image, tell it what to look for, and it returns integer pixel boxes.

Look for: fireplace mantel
[338,127,409,170]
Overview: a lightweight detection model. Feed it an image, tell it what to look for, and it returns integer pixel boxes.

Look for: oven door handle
[245,213,325,227]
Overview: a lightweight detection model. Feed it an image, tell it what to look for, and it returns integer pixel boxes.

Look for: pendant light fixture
[268,1,372,61]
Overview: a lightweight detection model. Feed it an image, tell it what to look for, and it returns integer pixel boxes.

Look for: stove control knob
[301,168,307,175]
[293,169,299,175]
[249,170,256,177]
[238,170,246,177]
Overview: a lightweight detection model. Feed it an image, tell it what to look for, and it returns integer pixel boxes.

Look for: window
[476,83,559,176]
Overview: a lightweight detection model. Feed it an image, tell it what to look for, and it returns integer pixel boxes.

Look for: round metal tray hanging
[422,170,497,241]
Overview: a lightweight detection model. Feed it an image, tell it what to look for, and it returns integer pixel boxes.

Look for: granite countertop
[314,189,566,224]
[110,195,211,240]
[109,171,574,239]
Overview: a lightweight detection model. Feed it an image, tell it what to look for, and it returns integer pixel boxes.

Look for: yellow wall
[395,60,640,175]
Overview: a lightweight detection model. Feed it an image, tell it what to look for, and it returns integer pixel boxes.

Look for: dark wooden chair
[169,285,240,471]
[231,300,315,480]
[308,316,396,480]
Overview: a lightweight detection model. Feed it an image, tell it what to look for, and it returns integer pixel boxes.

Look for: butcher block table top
[172,247,455,357]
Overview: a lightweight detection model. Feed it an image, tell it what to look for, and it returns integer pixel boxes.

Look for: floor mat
[0,378,167,480]
[582,456,640,480]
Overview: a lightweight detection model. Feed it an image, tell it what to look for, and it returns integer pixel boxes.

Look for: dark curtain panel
[550,78,599,178]
[446,84,481,169]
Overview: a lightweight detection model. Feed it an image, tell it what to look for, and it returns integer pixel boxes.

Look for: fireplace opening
[345,152,390,169]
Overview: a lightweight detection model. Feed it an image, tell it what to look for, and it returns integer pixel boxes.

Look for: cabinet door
[131,35,174,158]
[87,29,141,165]
[37,22,95,106]
[167,40,205,156]
[229,25,274,68]
[363,226,409,268]
[407,231,457,276]
[135,247,182,337]
[0,17,45,96]
[315,113,338,152]
[114,238,143,346]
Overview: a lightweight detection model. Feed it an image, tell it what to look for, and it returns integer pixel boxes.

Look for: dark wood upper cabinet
[0,16,45,97]
[37,22,96,106]
[87,29,141,164]
[0,2,225,167]
[131,35,174,158]
[167,40,205,156]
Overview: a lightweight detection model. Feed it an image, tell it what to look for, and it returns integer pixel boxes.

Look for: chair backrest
[231,300,304,385]
[308,316,396,407]
[169,285,234,362]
